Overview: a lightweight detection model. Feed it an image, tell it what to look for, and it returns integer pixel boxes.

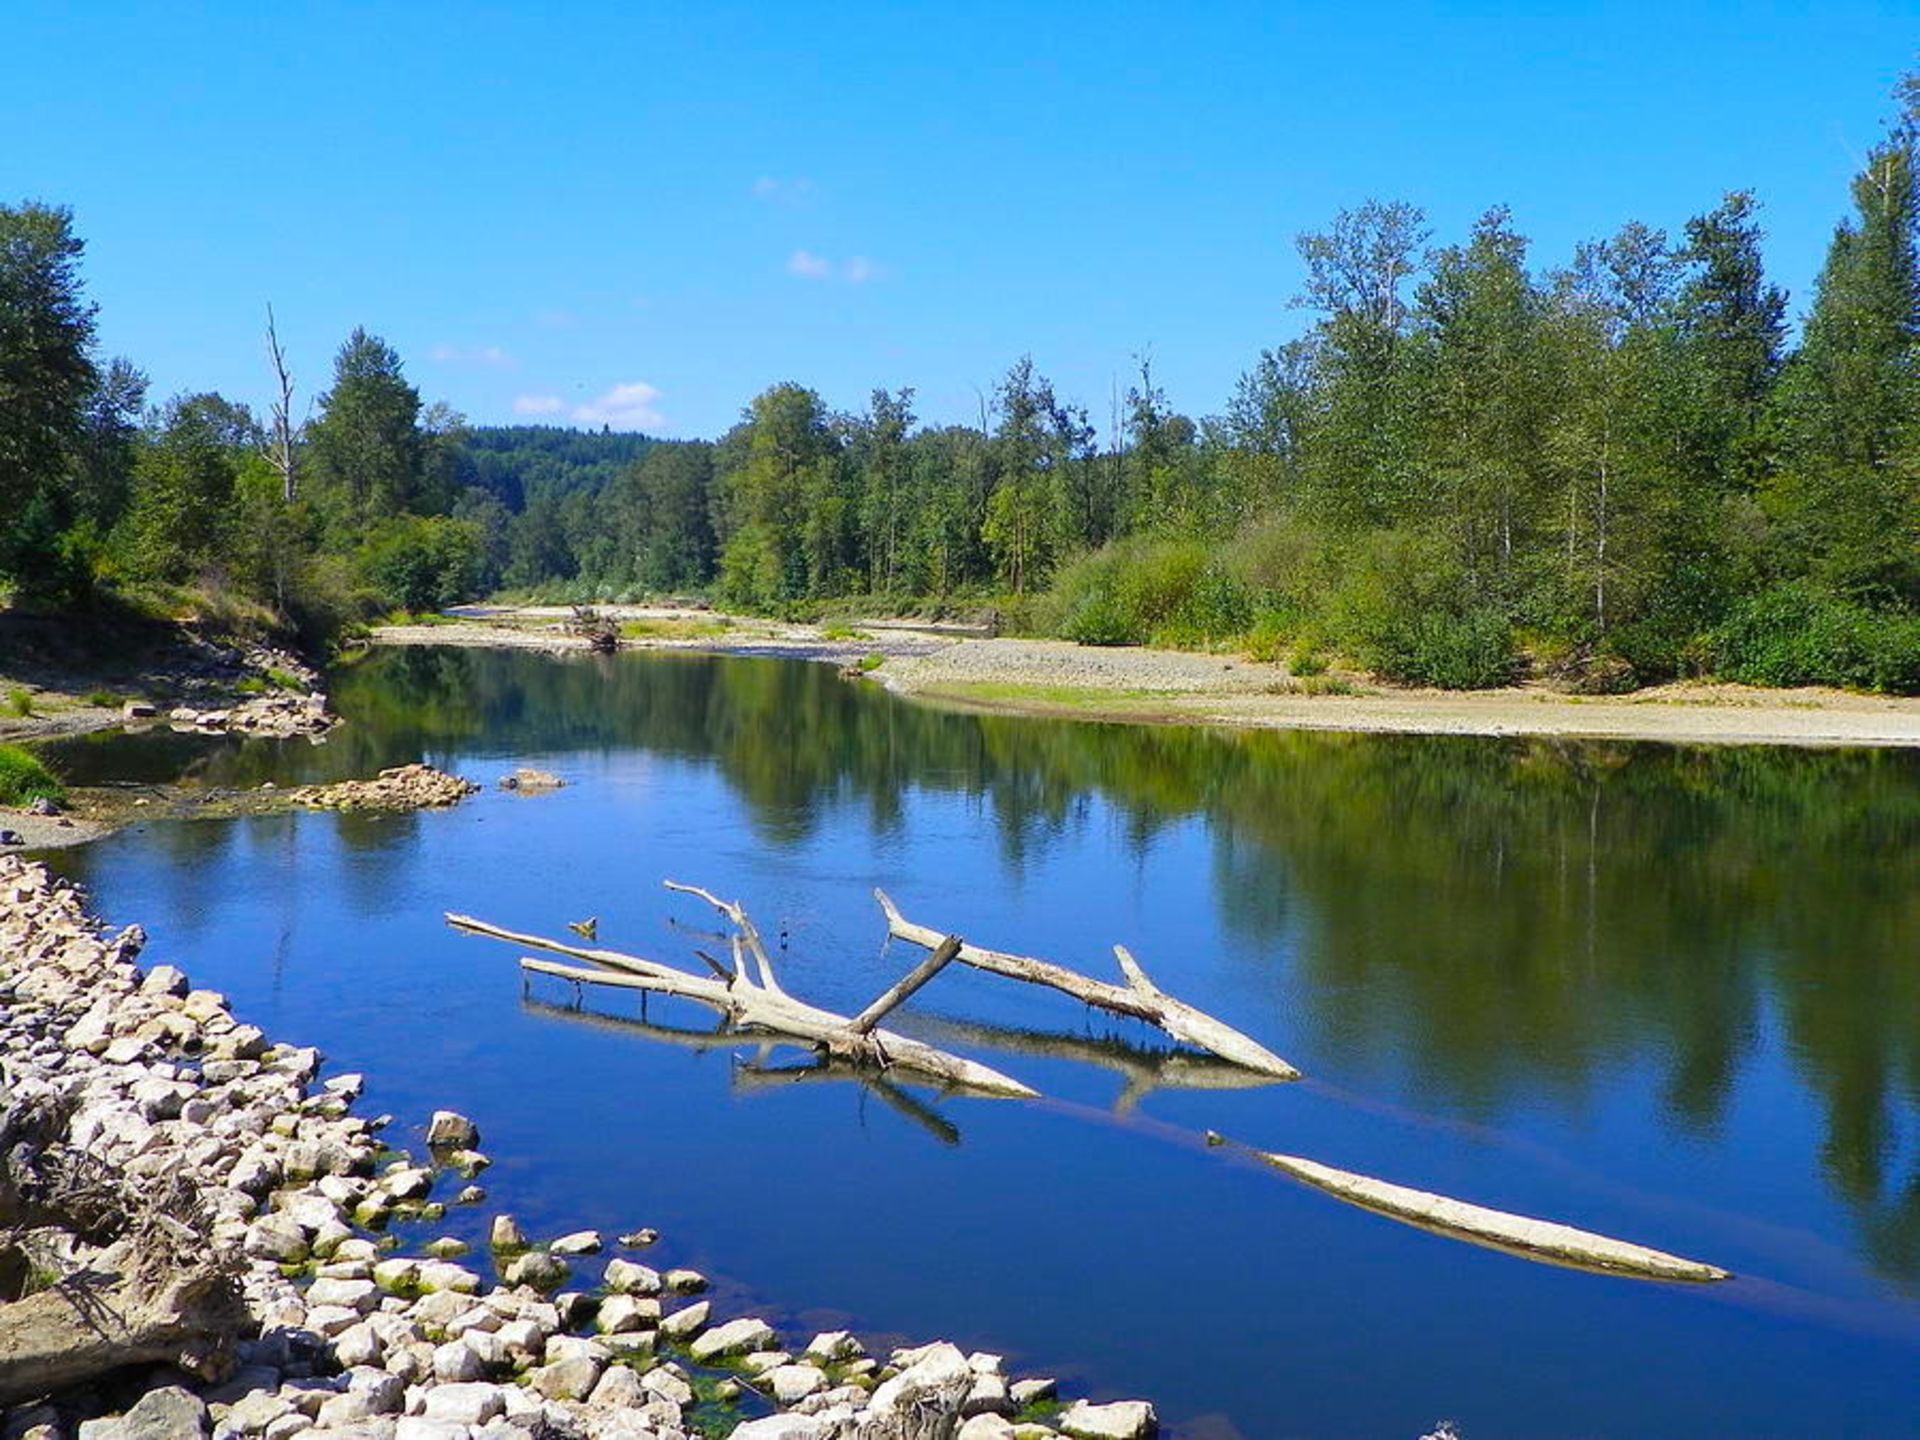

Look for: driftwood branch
[663,881,784,995]
[446,912,1036,1099]
[905,1014,1291,1114]
[1216,1135,1729,1283]
[874,890,1300,1080]
[849,934,962,1035]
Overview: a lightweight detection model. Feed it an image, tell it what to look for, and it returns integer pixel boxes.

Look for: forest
[3,75,1917,690]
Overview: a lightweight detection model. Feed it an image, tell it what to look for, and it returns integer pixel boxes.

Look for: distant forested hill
[454,426,658,512]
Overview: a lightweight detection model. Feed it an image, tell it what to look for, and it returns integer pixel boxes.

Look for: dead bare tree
[262,305,298,504]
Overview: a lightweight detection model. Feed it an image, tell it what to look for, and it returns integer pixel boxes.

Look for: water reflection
[44,646,1920,1293]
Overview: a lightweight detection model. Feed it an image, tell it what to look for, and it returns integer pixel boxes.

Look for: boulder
[1058,1401,1158,1440]
[427,1110,479,1148]
[689,1316,777,1364]
[602,1258,661,1295]
[656,1299,708,1342]
[421,1383,506,1426]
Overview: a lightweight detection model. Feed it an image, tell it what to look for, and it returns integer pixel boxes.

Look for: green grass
[857,652,885,672]
[619,618,734,641]
[81,689,125,709]
[4,687,32,718]
[0,745,65,807]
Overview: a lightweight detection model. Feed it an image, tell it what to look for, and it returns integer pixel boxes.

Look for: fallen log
[445,903,1037,1099]
[0,1269,248,1404]
[874,890,1300,1080]
[1233,1141,1730,1283]
[905,1014,1290,1113]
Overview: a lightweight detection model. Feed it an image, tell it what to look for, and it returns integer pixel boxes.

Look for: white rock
[588,1365,649,1409]
[957,1417,1019,1440]
[432,1340,486,1383]
[306,1276,379,1314]
[1058,1400,1158,1440]
[602,1258,660,1296]
[804,1330,863,1362]
[726,1415,839,1440]
[427,1110,478,1148]
[868,1343,974,1428]
[639,1368,694,1409]
[548,1229,600,1256]
[656,1298,708,1341]
[421,1383,505,1426]
[766,1364,828,1404]
[689,1315,776,1363]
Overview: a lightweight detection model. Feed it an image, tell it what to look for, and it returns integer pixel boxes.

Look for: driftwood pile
[455,881,1732,1287]
[448,883,1300,1101]
[564,606,620,653]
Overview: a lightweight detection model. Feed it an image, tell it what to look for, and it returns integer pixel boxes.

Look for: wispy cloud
[513,394,567,417]
[431,343,513,367]
[753,176,815,203]
[787,249,833,280]
[572,381,665,431]
[787,250,882,284]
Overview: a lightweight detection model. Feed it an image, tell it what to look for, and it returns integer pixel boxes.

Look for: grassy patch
[0,745,64,806]
[931,681,1179,709]
[619,618,734,641]
[4,687,33,718]
[81,689,125,709]
[857,652,885,673]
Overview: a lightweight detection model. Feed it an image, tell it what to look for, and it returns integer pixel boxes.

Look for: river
[37,646,1920,1439]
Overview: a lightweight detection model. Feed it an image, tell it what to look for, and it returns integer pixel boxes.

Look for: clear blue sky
[4,2,1915,440]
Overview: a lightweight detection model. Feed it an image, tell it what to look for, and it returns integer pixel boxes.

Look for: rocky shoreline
[0,856,1157,1440]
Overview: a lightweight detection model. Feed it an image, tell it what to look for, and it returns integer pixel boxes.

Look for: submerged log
[874,890,1301,1080]
[446,902,1037,1099]
[1239,1143,1730,1283]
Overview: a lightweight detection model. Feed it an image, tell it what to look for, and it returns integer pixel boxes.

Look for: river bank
[0,853,1155,1440]
[371,608,1920,749]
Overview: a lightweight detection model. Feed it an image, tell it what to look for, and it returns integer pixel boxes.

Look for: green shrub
[1371,607,1517,689]
[5,688,32,718]
[82,689,124,709]
[357,516,484,615]
[1711,583,1920,692]
[0,745,64,806]
[1050,537,1252,648]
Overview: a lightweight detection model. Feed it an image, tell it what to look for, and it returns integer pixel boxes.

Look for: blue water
[38,647,1920,1439]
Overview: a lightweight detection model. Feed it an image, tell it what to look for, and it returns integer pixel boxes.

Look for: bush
[1049,538,1252,648]
[1323,529,1519,688]
[357,516,484,615]
[1372,607,1517,689]
[1711,583,1920,693]
[0,745,64,807]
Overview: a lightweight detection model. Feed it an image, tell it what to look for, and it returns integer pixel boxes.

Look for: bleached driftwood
[0,1269,248,1403]
[874,890,1300,1080]
[446,898,1037,1099]
[907,1014,1291,1113]
[1239,1143,1729,1283]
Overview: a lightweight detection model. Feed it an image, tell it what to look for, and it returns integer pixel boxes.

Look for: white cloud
[431,343,513,366]
[753,176,814,202]
[572,381,665,431]
[844,255,876,284]
[787,249,833,280]
[513,394,566,417]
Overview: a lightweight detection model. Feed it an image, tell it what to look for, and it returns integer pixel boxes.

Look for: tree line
[3,72,1917,687]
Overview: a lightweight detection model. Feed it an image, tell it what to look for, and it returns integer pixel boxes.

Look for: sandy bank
[875,639,1920,748]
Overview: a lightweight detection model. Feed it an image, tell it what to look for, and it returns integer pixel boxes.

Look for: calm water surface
[39,648,1920,1440]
